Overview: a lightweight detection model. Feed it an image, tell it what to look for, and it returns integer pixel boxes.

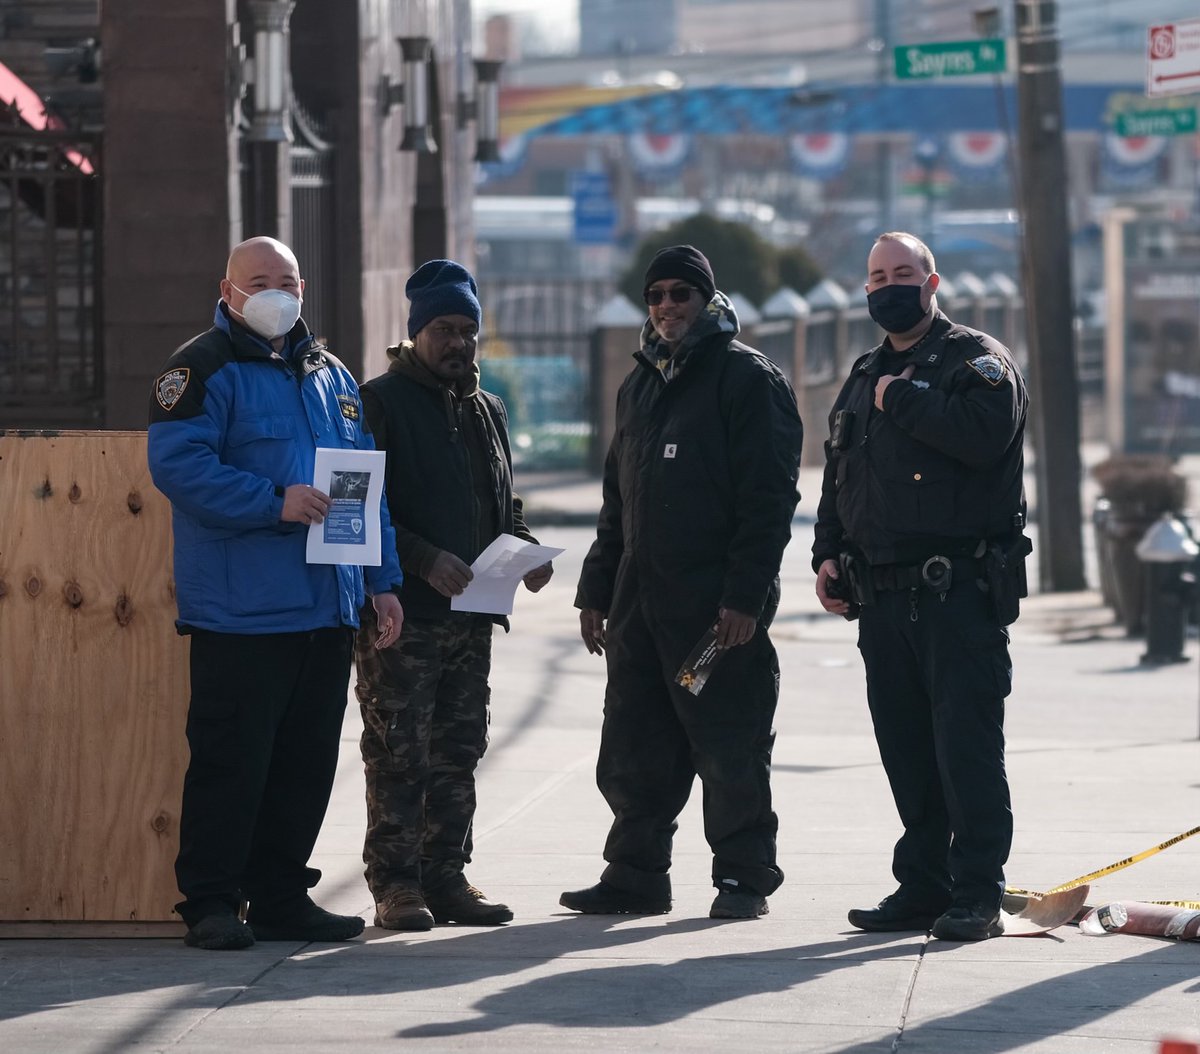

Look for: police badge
[966,354,1006,386]
[155,368,190,410]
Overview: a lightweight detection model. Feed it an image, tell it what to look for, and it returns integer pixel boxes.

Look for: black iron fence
[0,118,101,428]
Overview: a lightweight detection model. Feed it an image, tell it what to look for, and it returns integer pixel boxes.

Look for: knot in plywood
[63,582,84,608]
[114,593,134,626]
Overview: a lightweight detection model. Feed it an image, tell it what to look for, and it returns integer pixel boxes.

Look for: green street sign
[1114,108,1197,137]
[894,39,1008,80]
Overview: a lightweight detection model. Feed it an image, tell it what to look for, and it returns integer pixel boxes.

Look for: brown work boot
[373,887,434,931]
[424,878,513,926]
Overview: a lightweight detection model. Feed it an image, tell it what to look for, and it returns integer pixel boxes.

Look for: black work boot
[424,877,514,926]
[847,889,950,933]
[183,913,255,951]
[247,896,365,941]
[559,880,671,915]
[931,904,1004,941]
[709,890,768,919]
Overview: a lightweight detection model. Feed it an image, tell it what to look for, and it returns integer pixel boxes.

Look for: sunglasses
[644,286,695,306]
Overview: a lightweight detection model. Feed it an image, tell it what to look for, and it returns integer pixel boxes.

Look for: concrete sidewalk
[3,486,1200,1052]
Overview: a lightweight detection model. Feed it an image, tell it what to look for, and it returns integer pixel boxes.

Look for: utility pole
[875,0,894,231]
[1014,0,1085,591]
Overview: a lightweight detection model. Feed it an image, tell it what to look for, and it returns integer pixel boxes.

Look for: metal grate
[0,116,102,428]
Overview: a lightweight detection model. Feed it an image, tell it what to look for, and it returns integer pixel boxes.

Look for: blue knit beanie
[405,259,482,338]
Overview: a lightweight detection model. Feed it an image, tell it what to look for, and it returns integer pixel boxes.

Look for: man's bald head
[219,237,305,347]
[225,237,300,285]
[220,237,304,316]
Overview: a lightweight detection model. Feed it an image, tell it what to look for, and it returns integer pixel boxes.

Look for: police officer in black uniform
[813,231,1029,942]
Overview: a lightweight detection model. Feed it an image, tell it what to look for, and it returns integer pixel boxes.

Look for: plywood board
[0,431,189,923]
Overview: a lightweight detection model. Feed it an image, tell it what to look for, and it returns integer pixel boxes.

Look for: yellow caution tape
[1006,824,1200,905]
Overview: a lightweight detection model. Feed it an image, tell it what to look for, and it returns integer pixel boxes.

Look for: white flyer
[305,447,386,566]
[450,533,565,615]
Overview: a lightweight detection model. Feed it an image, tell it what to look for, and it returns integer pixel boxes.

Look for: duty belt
[870,564,925,592]
[870,555,981,593]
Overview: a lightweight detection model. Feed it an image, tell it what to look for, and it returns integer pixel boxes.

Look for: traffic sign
[1147,20,1200,98]
[570,171,617,246]
[894,39,1007,80]
[1115,107,1197,137]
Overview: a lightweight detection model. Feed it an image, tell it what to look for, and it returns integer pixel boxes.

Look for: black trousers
[857,578,1013,912]
[596,596,784,900]
[174,627,353,927]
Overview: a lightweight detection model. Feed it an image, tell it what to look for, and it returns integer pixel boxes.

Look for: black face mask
[867,279,929,334]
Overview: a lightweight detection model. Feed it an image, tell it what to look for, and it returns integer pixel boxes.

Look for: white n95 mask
[230,284,302,340]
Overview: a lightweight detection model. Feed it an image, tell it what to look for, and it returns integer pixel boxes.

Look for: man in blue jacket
[148,236,405,951]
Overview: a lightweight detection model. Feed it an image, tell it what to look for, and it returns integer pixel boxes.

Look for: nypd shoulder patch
[336,394,360,422]
[966,354,1006,386]
[155,368,190,411]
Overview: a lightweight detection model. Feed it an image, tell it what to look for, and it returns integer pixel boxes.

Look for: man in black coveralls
[562,245,804,921]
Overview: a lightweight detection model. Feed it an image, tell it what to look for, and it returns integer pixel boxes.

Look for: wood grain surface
[0,431,189,924]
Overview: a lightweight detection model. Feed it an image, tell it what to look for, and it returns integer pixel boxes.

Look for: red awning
[0,59,94,174]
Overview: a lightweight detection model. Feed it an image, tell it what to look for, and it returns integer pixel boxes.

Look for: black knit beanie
[406,259,482,338]
[642,244,716,302]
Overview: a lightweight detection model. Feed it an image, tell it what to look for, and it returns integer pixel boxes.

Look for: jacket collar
[385,340,481,398]
[213,299,313,362]
[859,311,952,374]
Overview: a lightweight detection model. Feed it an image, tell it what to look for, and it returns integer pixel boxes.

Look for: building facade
[0,0,484,429]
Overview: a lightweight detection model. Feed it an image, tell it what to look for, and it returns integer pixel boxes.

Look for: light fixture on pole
[470,60,503,162]
[246,0,294,143]
[380,36,436,153]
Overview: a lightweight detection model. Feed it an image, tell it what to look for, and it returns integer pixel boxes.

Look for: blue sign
[570,170,617,245]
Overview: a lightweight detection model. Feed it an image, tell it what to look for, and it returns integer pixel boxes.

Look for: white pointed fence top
[593,294,646,329]
[727,292,761,326]
[806,279,850,310]
[761,287,810,319]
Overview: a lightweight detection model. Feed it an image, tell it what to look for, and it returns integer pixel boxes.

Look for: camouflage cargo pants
[354,609,493,898]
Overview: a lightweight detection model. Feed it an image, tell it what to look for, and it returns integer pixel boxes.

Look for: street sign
[1147,20,1200,98]
[569,170,617,246]
[1115,107,1197,137]
[894,39,1007,80]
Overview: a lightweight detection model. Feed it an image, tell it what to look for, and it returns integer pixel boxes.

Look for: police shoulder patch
[966,354,1006,386]
[155,368,190,411]
[336,394,360,421]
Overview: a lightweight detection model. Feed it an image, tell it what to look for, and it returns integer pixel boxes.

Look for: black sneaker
[847,890,949,932]
[248,898,365,942]
[931,905,1004,941]
[559,880,671,915]
[183,914,255,951]
[709,890,768,919]
[424,879,513,926]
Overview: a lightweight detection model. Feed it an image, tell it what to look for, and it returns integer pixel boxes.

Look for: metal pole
[875,0,894,231]
[1013,0,1086,591]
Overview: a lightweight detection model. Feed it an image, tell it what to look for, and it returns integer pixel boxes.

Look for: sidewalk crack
[893,936,930,1051]
[166,950,299,1048]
